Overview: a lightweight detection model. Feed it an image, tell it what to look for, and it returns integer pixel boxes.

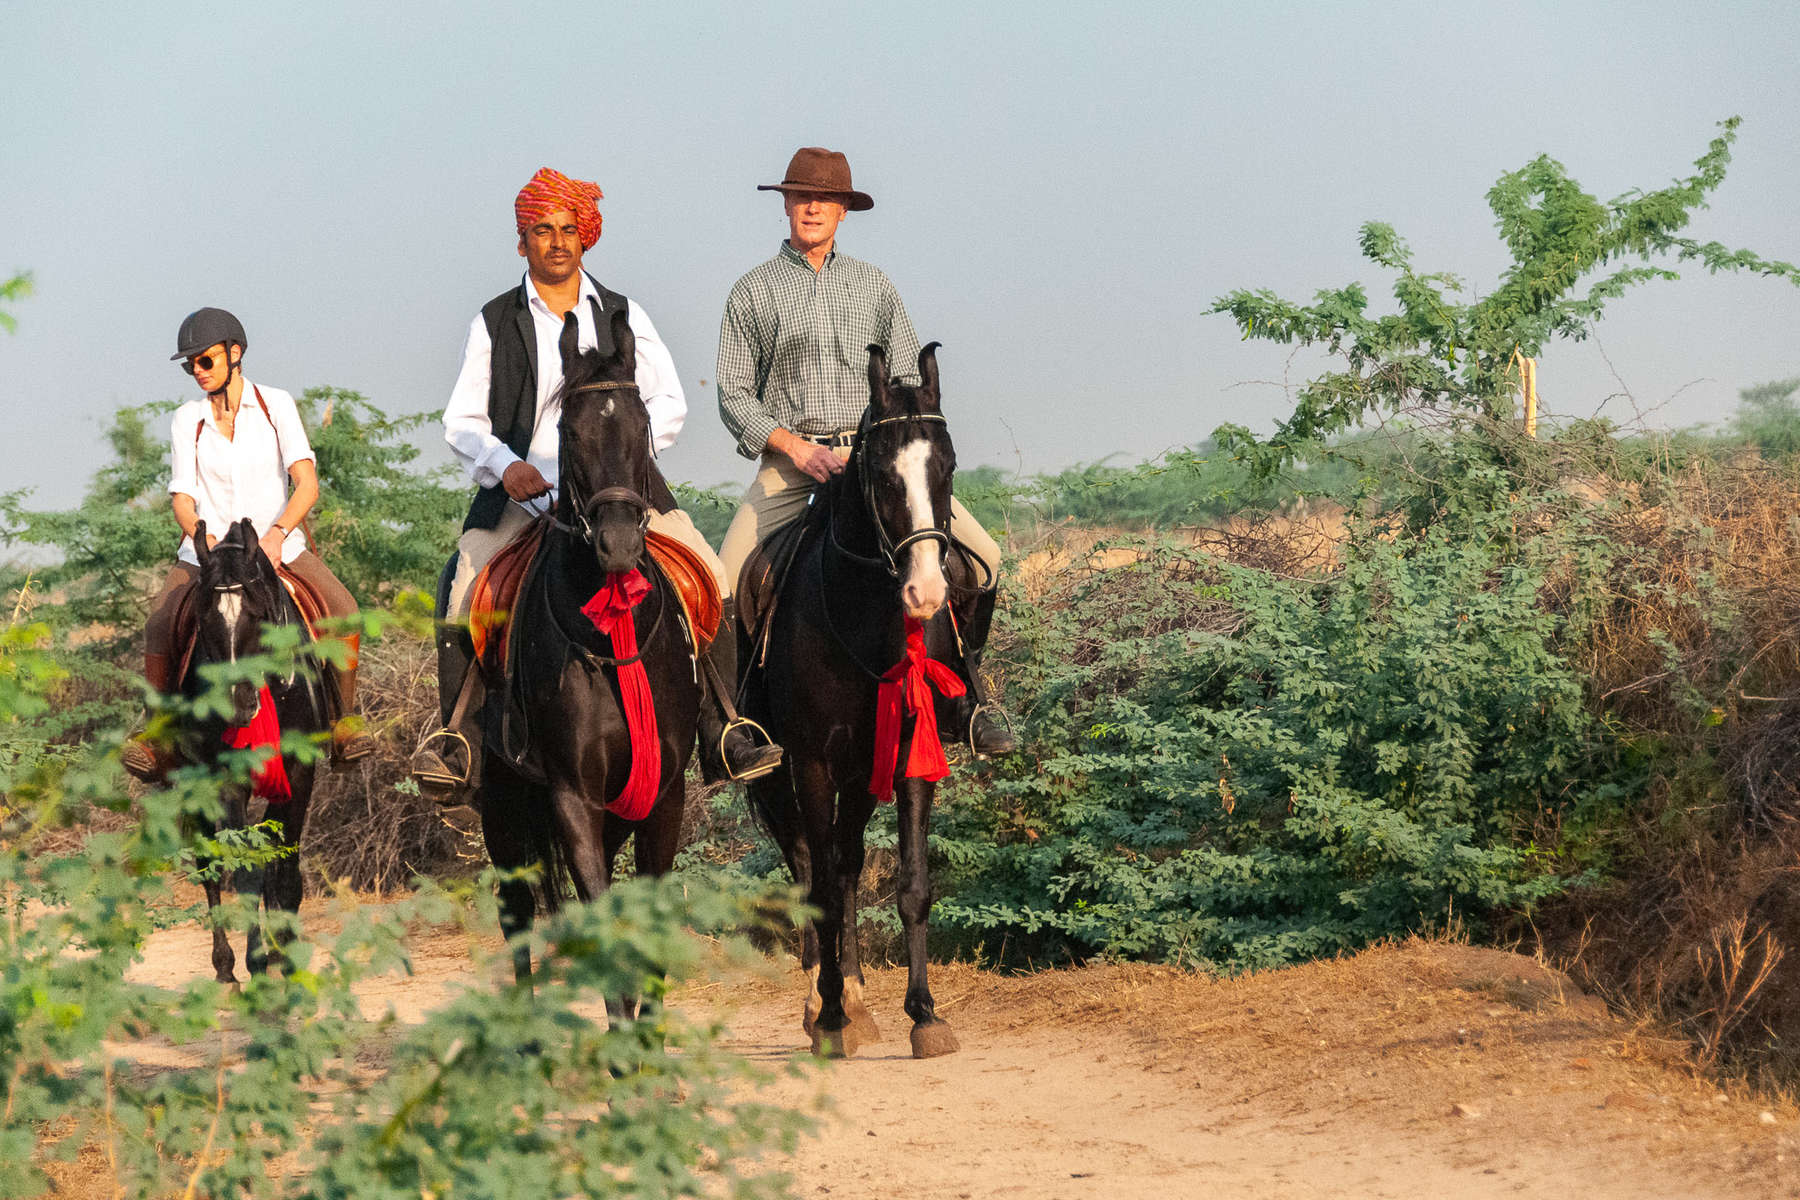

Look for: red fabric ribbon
[579,569,661,820]
[222,685,291,802]
[869,618,966,803]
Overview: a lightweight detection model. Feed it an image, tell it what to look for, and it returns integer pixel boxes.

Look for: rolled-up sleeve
[716,280,779,459]
[626,300,686,453]
[168,409,202,497]
[443,312,516,490]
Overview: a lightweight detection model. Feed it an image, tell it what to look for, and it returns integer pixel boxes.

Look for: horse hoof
[810,1025,860,1059]
[845,1001,882,1046]
[910,1020,960,1059]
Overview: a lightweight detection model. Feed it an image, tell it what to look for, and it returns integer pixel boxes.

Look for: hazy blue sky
[5,1,1798,510]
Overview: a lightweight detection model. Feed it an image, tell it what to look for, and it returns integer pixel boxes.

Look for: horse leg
[898,778,958,1057]
[834,787,880,1045]
[748,770,822,1036]
[795,762,857,1058]
[197,829,238,985]
[259,770,313,976]
[615,778,687,1034]
[480,765,542,984]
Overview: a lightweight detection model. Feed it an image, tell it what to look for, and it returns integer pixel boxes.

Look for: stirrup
[720,717,782,782]
[410,729,472,792]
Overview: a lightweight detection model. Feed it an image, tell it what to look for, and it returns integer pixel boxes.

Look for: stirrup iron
[721,716,782,782]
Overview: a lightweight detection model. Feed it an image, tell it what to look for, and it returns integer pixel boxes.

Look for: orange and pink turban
[514,167,604,249]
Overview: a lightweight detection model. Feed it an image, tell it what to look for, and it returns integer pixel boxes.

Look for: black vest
[462,274,630,531]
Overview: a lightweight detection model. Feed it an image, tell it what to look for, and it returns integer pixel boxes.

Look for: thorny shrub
[0,619,813,1200]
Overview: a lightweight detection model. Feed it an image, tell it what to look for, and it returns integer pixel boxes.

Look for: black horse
[184,517,330,983]
[479,308,702,986]
[743,342,966,1058]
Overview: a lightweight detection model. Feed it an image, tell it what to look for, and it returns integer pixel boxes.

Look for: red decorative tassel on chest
[222,685,292,802]
[580,569,662,820]
[869,618,966,802]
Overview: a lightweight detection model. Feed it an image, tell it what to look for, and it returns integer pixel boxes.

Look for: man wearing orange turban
[413,167,782,796]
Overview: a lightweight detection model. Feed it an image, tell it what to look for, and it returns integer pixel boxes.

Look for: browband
[568,381,639,395]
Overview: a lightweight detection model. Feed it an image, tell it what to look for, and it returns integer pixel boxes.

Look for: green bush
[928,437,1617,970]
[0,617,812,1199]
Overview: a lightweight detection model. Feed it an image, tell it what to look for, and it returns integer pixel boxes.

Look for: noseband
[836,411,952,578]
[552,381,653,545]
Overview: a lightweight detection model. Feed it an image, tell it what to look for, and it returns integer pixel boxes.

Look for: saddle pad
[470,518,548,672]
[646,529,721,650]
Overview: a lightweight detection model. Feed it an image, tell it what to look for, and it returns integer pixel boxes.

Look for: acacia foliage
[0,620,811,1199]
[1209,118,1800,478]
[930,436,1614,969]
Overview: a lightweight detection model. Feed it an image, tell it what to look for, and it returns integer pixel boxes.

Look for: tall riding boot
[947,585,1015,758]
[121,652,174,782]
[697,599,784,784]
[329,632,375,765]
[409,623,484,798]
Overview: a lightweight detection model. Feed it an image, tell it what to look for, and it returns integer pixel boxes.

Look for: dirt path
[115,906,1799,1200]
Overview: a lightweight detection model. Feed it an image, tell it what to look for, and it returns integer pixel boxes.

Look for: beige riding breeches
[718,449,1002,595]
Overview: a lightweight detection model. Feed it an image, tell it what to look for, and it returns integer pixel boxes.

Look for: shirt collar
[523,270,598,316]
[779,240,835,271]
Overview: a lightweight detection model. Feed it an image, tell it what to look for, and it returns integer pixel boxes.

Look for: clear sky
[4,1,1798,510]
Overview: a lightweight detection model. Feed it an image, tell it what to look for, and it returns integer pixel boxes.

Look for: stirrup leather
[720,716,781,782]
[410,729,472,790]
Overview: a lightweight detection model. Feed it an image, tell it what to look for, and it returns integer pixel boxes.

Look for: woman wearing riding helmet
[121,307,373,780]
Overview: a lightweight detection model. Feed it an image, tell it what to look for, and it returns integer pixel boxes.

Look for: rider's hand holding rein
[767,428,846,483]
[502,460,553,501]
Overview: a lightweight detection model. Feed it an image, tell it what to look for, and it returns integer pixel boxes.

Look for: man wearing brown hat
[716,147,1013,757]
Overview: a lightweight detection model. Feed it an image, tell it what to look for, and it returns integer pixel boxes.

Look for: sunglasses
[180,352,223,375]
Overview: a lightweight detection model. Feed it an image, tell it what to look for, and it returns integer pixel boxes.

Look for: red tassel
[869,618,966,802]
[222,685,292,802]
[580,569,661,820]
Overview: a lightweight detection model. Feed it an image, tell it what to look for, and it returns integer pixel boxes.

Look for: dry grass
[1529,449,1800,1089]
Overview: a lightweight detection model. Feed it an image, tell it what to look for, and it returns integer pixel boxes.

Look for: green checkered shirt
[716,241,923,459]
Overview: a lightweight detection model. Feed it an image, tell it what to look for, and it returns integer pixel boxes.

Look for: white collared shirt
[442,273,687,493]
[168,381,314,566]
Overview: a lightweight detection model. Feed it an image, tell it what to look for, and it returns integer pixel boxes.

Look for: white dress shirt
[442,273,687,494]
[168,382,314,566]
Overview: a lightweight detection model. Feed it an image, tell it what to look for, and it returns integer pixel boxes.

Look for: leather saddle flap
[276,566,329,639]
[736,511,813,640]
[471,518,548,673]
[646,529,720,650]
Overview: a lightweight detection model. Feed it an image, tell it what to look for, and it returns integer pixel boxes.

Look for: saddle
[167,565,345,720]
[470,519,721,679]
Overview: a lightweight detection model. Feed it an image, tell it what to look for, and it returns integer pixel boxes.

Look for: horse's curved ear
[193,520,209,570]
[866,344,891,410]
[610,306,636,376]
[917,341,942,410]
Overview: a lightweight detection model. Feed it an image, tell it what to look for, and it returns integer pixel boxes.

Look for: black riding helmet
[170,307,247,361]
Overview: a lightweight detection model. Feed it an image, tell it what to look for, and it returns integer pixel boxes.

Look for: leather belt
[796,429,858,448]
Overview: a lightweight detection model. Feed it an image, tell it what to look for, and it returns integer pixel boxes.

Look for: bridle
[539,377,672,668]
[551,381,653,546]
[831,410,953,578]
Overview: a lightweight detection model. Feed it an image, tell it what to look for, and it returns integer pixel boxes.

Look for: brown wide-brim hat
[757,146,874,211]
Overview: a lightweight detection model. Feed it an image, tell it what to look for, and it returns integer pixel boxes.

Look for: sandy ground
[85,902,1800,1199]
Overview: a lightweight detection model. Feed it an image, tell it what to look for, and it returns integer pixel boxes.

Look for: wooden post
[1523,355,1539,438]
[1510,348,1539,438]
